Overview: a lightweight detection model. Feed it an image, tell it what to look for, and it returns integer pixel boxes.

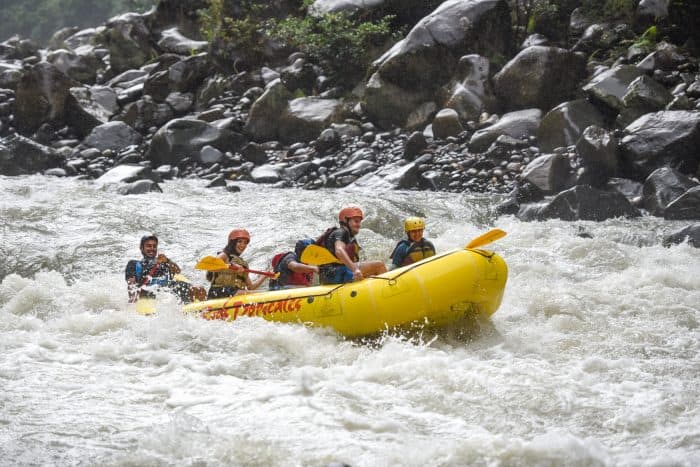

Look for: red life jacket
[270,252,312,288]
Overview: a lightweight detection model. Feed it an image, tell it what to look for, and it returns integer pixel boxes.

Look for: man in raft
[316,205,386,284]
[125,234,205,303]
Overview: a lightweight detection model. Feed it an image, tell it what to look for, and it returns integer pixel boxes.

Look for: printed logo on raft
[201,297,303,321]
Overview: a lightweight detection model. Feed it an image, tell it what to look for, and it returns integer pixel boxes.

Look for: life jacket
[208,252,248,289]
[390,238,436,266]
[135,259,171,287]
[316,226,360,263]
[269,252,313,289]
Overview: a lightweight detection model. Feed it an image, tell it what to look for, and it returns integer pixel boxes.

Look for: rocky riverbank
[0,0,699,241]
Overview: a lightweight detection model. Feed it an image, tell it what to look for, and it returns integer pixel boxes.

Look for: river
[1,175,698,466]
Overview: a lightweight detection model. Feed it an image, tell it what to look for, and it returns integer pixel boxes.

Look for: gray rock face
[157,28,208,55]
[576,125,618,184]
[494,46,586,112]
[0,134,63,175]
[147,118,246,166]
[616,75,672,127]
[46,47,101,84]
[432,108,463,140]
[665,186,700,220]
[470,108,542,153]
[70,85,119,126]
[244,80,293,142]
[364,0,511,127]
[276,97,346,144]
[620,110,700,177]
[663,224,700,247]
[528,184,641,221]
[642,167,698,216]
[538,99,607,152]
[443,54,494,121]
[582,65,644,114]
[96,164,156,185]
[104,13,157,73]
[520,153,570,194]
[83,121,142,151]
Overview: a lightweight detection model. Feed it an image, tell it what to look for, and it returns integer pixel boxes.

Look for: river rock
[642,167,698,216]
[118,179,163,194]
[616,75,672,128]
[0,133,63,175]
[96,164,158,185]
[432,108,463,140]
[277,97,346,143]
[665,186,700,220]
[244,80,293,142]
[620,110,700,177]
[157,27,207,55]
[494,46,586,112]
[663,224,700,247]
[524,184,640,221]
[443,54,495,122]
[103,13,157,74]
[470,109,542,153]
[83,121,142,151]
[147,118,246,166]
[582,65,644,114]
[575,125,618,185]
[364,0,512,127]
[538,99,607,152]
[520,153,571,194]
[46,47,101,84]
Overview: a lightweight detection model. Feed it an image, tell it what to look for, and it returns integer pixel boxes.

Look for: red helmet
[228,229,250,242]
[338,205,363,224]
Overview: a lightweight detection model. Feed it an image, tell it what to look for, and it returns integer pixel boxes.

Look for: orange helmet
[228,229,250,242]
[338,205,363,224]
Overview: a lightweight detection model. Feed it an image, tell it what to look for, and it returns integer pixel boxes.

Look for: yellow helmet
[404,217,425,232]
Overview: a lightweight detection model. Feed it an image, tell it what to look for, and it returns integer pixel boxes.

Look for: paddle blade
[195,255,229,271]
[300,244,341,265]
[465,228,507,249]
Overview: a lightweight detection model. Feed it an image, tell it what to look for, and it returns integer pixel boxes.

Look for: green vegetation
[198,0,398,88]
[0,0,156,44]
[268,12,397,87]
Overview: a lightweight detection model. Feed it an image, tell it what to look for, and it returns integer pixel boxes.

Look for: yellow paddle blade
[195,255,229,271]
[173,273,190,283]
[465,228,507,249]
[300,244,341,265]
[135,299,156,315]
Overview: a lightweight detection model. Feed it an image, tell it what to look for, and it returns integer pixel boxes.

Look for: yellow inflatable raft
[172,245,507,337]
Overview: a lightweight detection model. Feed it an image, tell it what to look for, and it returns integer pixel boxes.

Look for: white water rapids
[1,175,699,466]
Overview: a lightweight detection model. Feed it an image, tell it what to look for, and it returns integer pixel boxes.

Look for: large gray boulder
[244,80,293,142]
[14,62,100,136]
[620,110,700,177]
[279,97,346,143]
[147,118,246,166]
[470,108,542,153]
[46,47,102,84]
[0,134,63,175]
[157,27,208,55]
[642,167,698,216]
[538,99,607,152]
[616,75,672,128]
[83,121,143,152]
[443,54,495,122]
[493,46,586,112]
[520,153,571,194]
[665,186,700,220]
[363,0,511,127]
[526,185,640,221]
[582,65,644,114]
[103,13,157,74]
[663,224,700,247]
[575,125,618,185]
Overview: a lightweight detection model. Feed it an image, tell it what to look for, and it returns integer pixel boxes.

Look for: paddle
[299,244,342,266]
[195,255,279,278]
[465,228,507,249]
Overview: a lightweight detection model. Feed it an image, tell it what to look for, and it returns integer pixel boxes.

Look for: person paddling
[125,234,205,303]
[206,229,268,299]
[316,205,386,284]
[269,239,319,290]
[389,217,436,269]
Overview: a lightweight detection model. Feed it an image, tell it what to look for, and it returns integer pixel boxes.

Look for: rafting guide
[124,234,205,303]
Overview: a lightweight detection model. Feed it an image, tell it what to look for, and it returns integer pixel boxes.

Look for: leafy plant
[267,11,396,87]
